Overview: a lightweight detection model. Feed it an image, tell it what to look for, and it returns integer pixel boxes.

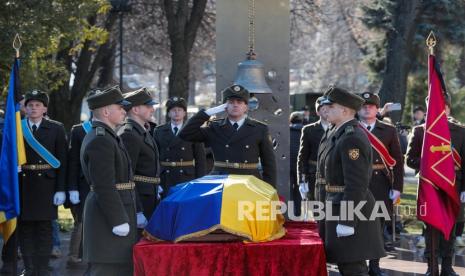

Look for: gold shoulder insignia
[348,148,359,160]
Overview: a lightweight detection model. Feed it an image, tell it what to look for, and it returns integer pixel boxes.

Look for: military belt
[22,164,53,171]
[372,164,386,170]
[90,182,135,191]
[325,185,345,193]
[315,178,327,185]
[214,161,258,170]
[308,160,317,166]
[160,160,195,167]
[134,175,160,184]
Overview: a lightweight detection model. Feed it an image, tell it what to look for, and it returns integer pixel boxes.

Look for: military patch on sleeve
[96,127,105,136]
[348,148,359,160]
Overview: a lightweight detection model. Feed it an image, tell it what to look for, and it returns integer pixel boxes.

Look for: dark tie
[32,124,37,134]
[173,126,178,135]
[233,123,239,130]
[366,125,371,131]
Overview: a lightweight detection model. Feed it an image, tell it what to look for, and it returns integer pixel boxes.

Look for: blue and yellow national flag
[144,175,285,243]
[0,57,27,243]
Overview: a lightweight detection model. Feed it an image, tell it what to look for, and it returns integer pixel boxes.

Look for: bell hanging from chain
[233,51,272,94]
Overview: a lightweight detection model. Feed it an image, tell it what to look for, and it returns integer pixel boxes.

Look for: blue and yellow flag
[0,57,27,242]
[144,175,285,243]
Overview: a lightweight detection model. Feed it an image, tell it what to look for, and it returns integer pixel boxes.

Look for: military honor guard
[357,92,404,276]
[19,90,68,276]
[118,87,160,227]
[297,96,331,201]
[318,87,385,275]
[80,86,137,276]
[66,89,100,267]
[153,96,206,194]
[178,85,277,186]
[406,94,465,276]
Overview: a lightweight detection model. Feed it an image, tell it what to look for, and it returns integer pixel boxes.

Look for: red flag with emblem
[417,54,460,239]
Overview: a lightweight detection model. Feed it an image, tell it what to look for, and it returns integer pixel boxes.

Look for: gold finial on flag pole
[426,31,436,55]
[12,34,22,58]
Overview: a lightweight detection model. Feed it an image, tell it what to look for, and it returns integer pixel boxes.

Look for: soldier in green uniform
[358,92,404,276]
[19,90,68,276]
[406,94,465,276]
[118,88,160,227]
[153,97,206,195]
[80,86,137,276]
[319,87,385,275]
[178,84,277,187]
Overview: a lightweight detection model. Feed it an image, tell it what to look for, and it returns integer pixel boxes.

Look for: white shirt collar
[171,122,183,133]
[28,119,42,129]
[229,116,246,130]
[321,120,330,131]
[361,121,376,131]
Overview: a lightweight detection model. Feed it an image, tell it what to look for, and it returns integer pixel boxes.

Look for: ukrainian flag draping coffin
[144,175,286,243]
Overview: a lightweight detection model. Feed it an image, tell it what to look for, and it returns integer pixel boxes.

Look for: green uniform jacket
[321,119,385,263]
[80,121,137,264]
[179,110,277,187]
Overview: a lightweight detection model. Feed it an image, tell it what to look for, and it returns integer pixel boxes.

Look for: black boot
[368,259,386,276]
[20,256,35,276]
[425,258,439,276]
[36,256,51,276]
[440,257,459,276]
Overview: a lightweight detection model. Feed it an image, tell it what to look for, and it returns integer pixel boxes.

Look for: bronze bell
[233,56,272,94]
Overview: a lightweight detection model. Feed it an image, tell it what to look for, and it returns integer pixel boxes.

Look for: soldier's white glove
[299,182,309,200]
[112,223,130,236]
[69,190,80,205]
[460,192,465,203]
[136,212,148,228]
[205,103,227,116]
[389,189,401,203]
[336,224,355,238]
[53,192,66,206]
[157,186,164,200]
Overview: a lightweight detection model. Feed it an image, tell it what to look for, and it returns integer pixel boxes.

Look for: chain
[247,0,256,59]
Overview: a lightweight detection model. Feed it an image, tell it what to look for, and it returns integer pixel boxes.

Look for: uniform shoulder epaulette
[96,126,105,136]
[47,119,64,127]
[248,118,267,127]
[345,125,354,134]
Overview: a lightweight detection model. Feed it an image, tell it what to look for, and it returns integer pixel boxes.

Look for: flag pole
[425,30,439,276]
[10,33,22,276]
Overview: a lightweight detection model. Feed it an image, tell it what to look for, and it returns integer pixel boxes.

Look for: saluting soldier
[80,86,137,276]
[297,96,331,201]
[66,89,100,267]
[118,88,160,228]
[319,87,385,275]
[153,97,206,194]
[19,90,68,276]
[406,93,465,276]
[178,85,277,186]
[357,92,404,276]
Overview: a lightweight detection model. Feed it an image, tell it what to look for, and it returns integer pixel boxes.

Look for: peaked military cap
[25,89,49,107]
[87,85,130,110]
[222,84,250,103]
[359,92,380,107]
[315,96,329,111]
[166,96,187,112]
[321,86,364,111]
[123,87,157,109]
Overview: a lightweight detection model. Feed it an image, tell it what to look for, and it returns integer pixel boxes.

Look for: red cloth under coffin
[133,221,327,276]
